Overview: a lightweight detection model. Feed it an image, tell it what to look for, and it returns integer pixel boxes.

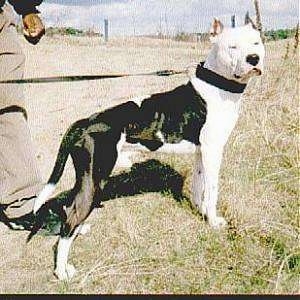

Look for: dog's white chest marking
[191,77,241,147]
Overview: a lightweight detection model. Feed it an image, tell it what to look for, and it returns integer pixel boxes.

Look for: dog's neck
[191,61,246,107]
[196,62,247,94]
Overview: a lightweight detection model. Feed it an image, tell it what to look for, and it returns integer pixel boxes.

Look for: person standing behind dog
[0,1,45,223]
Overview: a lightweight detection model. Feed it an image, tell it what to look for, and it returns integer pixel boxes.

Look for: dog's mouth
[251,68,262,76]
[234,68,262,82]
[233,74,242,79]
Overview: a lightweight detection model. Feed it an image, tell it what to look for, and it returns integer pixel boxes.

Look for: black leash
[0,69,186,84]
[0,63,248,94]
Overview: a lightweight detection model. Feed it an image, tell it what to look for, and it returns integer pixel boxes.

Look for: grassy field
[0,35,298,294]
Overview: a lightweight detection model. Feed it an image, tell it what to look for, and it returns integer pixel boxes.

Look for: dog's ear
[245,15,257,30]
[210,18,224,36]
[210,18,224,42]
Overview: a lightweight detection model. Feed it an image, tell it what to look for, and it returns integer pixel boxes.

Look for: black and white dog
[33,19,265,280]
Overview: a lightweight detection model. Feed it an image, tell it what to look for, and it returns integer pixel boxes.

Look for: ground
[0,35,298,294]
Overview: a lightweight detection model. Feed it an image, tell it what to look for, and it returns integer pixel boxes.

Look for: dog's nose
[246,54,260,66]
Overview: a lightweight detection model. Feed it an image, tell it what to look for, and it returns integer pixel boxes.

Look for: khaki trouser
[0,5,42,219]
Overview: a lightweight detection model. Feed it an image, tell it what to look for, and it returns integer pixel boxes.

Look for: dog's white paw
[209,216,227,229]
[78,223,91,236]
[65,264,77,279]
[54,264,77,281]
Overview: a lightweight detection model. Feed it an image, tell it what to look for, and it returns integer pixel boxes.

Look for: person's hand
[22,13,45,45]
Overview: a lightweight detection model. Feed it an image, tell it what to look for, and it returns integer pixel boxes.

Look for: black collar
[196,62,247,94]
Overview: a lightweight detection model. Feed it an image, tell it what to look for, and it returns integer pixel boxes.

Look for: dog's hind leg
[91,132,119,205]
[54,135,96,280]
[54,132,119,280]
[54,224,82,281]
[65,130,120,231]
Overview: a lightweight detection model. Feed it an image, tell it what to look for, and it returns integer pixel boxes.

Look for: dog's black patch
[126,82,207,148]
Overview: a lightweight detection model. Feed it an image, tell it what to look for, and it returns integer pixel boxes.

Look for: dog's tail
[33,126,75,214]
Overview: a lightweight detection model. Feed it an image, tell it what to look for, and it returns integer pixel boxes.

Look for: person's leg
[0,10,25,109]
[0,112,43,219]
[0,12,42,220]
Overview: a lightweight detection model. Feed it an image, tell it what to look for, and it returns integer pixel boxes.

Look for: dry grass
[0,35,298,294]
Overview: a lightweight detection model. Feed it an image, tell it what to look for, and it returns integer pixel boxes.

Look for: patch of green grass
[57,281,70,294]
[288,254,300,272]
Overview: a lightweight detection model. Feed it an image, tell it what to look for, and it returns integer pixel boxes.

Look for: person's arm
[7,0,43,16]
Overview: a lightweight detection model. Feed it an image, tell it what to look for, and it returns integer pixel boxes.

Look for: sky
[38,0,299,36]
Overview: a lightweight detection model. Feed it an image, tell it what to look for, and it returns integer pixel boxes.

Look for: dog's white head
[206,18,265,83]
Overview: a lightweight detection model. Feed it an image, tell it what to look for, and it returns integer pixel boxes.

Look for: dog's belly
[124,137,197,154]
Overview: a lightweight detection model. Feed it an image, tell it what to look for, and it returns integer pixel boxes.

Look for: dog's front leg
[200,143,227,229]
[191,145,205,210]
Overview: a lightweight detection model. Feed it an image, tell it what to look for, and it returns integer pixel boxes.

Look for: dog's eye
[254,42,259,45]
[229,45,237,49]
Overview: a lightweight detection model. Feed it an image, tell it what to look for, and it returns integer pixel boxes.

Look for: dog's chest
[125,83,207,151]
[191,77,242,146]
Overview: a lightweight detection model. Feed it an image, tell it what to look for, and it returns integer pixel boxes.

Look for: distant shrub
[44,26,102,37]
[174,31,198,42]
[265,28,296,41]
[65,27,83,36]
[175,32,191,42]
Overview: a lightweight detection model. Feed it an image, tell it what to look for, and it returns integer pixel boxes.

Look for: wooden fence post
[104,19,109,42]
[231,15,236,28]
[245,11,250,25]
[294,23,299,52]
[254,0,264,42]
